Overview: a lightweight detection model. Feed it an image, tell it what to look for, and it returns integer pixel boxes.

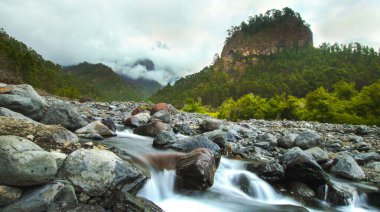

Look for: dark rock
[47,202,106,212]
[331,155,365,180]
[256,132,278,146]
[101,118,116,132]
[317,182,354,206]
[246,161,284,182]
[0,84,47,121]
[0,185,22,206]
[356,125,370,135]
[199,119,222,132]
[294,131,323,150]
[305,147,329,163]
[151,110,171,123]
[124,113,150,127]
[353,152,380,165]
[356,142,371,152]
[41,102,88,131]
[134,120,171,137]
[153,131,177,148]
[278,132,298,148]
[151,103,169,114]
[172,135,221,159]
[79,96,94,103]
[203,130,237,149]
[288,181,316,199]
[0,135,57,186]
[175,148,216,190]
[173,123,193,135]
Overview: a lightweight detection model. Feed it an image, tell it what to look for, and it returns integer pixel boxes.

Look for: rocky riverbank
[1,83,380,211]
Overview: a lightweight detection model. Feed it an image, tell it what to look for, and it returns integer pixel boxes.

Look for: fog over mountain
[0,0,379,84]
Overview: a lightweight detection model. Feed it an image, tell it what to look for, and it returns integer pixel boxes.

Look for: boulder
[124,112,151,127]
[0,136,57,186]
[0,107,39,124]
[278,132,298,148]
[0,84,47,121]
[153,131,177,148]
[288,181,316,199]
[2,182,64,212]
[101,118,116,132]
[0,185,22,206]
[58,149,142,197]
[317,182,354,206]
[256,132,278,146]
[0,117,78,150]
[294,131,323,150]
[246,161,284,183]
[365,161,380,171]
[200,119,222,132]
[175,148,216,190]
[41,102,88,131]
[330,155,365,180]
[203,130,237,149]
[53,180,77,203]
[173,135,221,158]
[305,147,329,163]
[75,121,116,139]
[353,152,380,165]
[151,110,171,123]
[49,151,67,170]
[281,147,329,187]
[150,102,169,114]
[134,119,171,137]
[48,203,106,212]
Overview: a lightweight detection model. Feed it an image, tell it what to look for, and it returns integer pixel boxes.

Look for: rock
[151,110,171,123]
[0,185,22,206]
[317,182,354,206]
[256,132,278,146]
[278,132,298,148]
[77,133,104,140]
[53,180,78,203]
[294,131,323,150]
[356,125,370,135]
[75,121,116,138]
[175,148,216,190]
[281,147,329,187]
[0,117,79,150]
[58,149,142,197]
[0,135,57,186]
[203,130,237,149]
[41,102,88,131]
[246,161,284,183]
[153,131,177,148]
[131,107,150,116]
[365,161,380,171]
[346,135,363,143]
[84,141,94,147]
[47,202,106,212]
[288,181,316,199]
[330,155,365,180]
[150,102,169,114]
[0,107,39,124]
[0,84,47,121]
[101,118,116,132]
[353,152,380,165]
[305,147,329,163]
[124,112,151,127]
[134,119,171,137]
[173,135,221,158]
[356,142,371,152]
[200,119,222,132]
[49,151,67,169]
[2,181,64,212]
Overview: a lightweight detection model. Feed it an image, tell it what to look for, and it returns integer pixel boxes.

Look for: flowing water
[101,130,380,212]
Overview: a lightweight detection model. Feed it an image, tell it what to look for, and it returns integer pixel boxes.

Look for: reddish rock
[133,120,171,137]
[131,107,150,116]
[150,103,169,114]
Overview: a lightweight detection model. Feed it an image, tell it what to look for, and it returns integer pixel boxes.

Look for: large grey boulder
[124,112,150,127]
[199,119,222,132]
[41,102,88,131]
[0,117,78,151]
[0,136,57,186]
[246,161,284,183]
[75,121,116,139]
[173,135,221,157]
[59,149,141,197]
[134,119,171,137]
[153,130,177,148]
[203,130,237,149]
[294,131,323,150]
[281,147,329,187]
[305,147,329,163]
[331,155,365,180]
[2,182,64,212]
[278,132,298,148]
[0,107,39,124]
[0,84,47,121]
[151,110,170,123]
[0,185,22,206]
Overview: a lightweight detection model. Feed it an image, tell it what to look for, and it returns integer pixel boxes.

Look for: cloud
[0,0,379,84]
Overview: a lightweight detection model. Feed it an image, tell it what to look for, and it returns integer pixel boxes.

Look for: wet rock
[288,181,316,199]
[0,117,79,150]
[0,84,47,121]
[0,185,22,206]
[151,102,169,114]
[47,202,106,212]
[153,131,177,148]
[0,107,39,124]
[175,148,216,190]
[101,117,116,132]
[294,131,323,150]
[151,110,170,123]
[246,161,284,183]
[172,135,221,159]
[281,147,329,187]
[353,152,380,165]
[124,112,150,127]
[200,119,222,132]
[331,155,365,180]
[0,135,57,186]
[203,130,236,149]
[305,147,329,163]
[134,119,171,137]
[317,182,354,206]
[2,181,64,212]
[58,149,142,197]
[41,102,88,131]
[75,121,116,139]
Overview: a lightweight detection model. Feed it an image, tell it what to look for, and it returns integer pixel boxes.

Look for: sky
[0,0,379,85]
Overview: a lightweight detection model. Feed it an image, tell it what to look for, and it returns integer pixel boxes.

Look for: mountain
[149,8,380,108]
[132,58,155,71]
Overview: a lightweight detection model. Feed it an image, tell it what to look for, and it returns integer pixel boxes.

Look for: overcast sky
[1,0,379,84]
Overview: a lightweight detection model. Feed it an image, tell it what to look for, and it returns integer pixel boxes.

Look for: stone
[151,110,171,123]
[0,107,39,124]
[150,102,169,114]
[101,118,116,132]
[331,155,365,180]
[317,182,354,206]
[305,147,329,163]
[173,135,221,158]
[0,185,22,206]
[134,119,171,137]
[75,121,116,137]
[0,135,57,186]
[288,181,316,199]
[0,117,79,150]
[246,161,284,182]
[49,151,67,169]
[365,161,380,171]
[278,132,298,148]
[153,131,177,148]
[124,112,151,127]
[256,132,278,146]
[41,102,88,131]
[2,182,64,212]
[199,119,222,132]
[294,131,323,150]
[58,149,142,197]
[281,147,329,187]
[102,191,163,212]
[53,180,78,203]
[47,202,106,212]
[353,152,380,165]
[175,148,216,190]
[203,130,237,149]
[0,84,47,121]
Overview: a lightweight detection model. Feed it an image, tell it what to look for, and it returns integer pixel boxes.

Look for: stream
[101,130,380,212]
